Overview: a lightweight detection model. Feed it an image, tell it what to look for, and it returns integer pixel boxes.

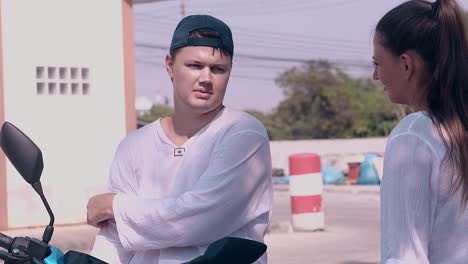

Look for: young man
[86,15,273,264]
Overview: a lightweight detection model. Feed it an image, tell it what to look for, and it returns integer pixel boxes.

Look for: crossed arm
[87,193,116,227]
[87,130,272,251]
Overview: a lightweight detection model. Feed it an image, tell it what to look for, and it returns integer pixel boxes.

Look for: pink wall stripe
[122,0,136,135]
[0,0,9,230]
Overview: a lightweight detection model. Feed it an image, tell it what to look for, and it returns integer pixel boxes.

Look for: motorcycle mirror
[0,122,55,243]
[184,237,267,264]
[0,122,43,184]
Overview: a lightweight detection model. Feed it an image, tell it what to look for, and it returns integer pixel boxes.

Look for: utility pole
[180,0,186,17]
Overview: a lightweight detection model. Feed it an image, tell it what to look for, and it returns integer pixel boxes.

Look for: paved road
[1,185,381,264]
[267,185,381,264]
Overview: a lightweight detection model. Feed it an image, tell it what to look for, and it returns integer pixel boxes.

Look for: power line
[134,18,371,58]
[133,0,371,49]
[134,42,373,70]
[134,0,324,18]
[134,1,181,18]
[134,23,370,54]
[134,36,369,60]
[187,0,366,17]
[232,26,368,47]
[135,58,277,81]
[134,14,369,47]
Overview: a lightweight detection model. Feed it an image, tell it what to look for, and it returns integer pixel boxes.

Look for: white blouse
[381,111,468,264]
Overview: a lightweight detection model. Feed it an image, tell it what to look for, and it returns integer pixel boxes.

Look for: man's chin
[190,103,224,115]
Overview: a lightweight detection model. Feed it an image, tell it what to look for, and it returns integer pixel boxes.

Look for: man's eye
[188,64,201,69]
[212,67,226,73]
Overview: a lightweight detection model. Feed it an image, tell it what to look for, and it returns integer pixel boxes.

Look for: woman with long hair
[372,0,468,262]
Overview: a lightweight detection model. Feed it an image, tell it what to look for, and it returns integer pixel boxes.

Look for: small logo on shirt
[174,148,185,157]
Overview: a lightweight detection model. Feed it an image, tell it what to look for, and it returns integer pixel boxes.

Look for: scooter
[0,122,267,264]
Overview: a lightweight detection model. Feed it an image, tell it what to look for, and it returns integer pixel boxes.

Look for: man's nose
[199,67,212,84]
[372,69,379,80]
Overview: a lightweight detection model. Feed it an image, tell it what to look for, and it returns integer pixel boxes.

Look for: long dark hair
[376,0,468,206]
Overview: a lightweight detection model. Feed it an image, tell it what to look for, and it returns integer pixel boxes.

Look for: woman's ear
[400,53,414,81]
[165,54,174,81]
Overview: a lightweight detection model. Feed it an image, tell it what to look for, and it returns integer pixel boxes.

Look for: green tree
[246,110,290,140]
[272,60,404,139]
[138,105,174,123]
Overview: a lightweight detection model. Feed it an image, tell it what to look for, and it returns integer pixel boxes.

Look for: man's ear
[165,54,174,81]
[400,53,413,81]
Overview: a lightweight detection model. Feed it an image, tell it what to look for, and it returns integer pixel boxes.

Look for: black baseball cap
[169,15,234,57]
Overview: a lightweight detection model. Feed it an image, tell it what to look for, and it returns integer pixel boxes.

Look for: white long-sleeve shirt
[90,108,273,264]
[381,111,468,264]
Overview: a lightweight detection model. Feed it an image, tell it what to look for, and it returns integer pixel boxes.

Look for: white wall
[2,0,128,227]
[270,137,388,175]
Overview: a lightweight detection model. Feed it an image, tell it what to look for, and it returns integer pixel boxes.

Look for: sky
[133,0,468,113]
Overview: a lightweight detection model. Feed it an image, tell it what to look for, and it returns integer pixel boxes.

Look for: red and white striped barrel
[288,153,324,231]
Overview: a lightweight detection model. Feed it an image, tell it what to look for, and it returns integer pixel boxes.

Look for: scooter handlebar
[0,232,12,250]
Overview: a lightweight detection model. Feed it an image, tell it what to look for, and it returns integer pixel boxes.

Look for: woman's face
[372,32,411,105]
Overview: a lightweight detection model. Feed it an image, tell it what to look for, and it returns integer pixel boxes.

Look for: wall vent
[36,66,91,96]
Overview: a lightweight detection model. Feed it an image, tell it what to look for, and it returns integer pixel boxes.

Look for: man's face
[166,46,232,114]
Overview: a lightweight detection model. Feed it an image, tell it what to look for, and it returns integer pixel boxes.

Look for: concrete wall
[270,137,388,175]
[0,0,134,228]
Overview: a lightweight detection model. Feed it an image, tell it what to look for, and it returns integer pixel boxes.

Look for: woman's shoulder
[388,111,446,157]
[389,111,433,138]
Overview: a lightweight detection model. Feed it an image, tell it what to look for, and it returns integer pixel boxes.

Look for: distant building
[0,0,164,230]
[135,96,153,115]
[154,94,170,106]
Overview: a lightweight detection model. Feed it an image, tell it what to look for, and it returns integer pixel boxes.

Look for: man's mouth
[193,89,213,95]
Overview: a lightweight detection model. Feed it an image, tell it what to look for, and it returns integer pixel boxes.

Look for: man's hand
[87,193,117,228]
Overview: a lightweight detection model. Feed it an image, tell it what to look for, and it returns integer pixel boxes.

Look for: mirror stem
[32,182,55,243]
